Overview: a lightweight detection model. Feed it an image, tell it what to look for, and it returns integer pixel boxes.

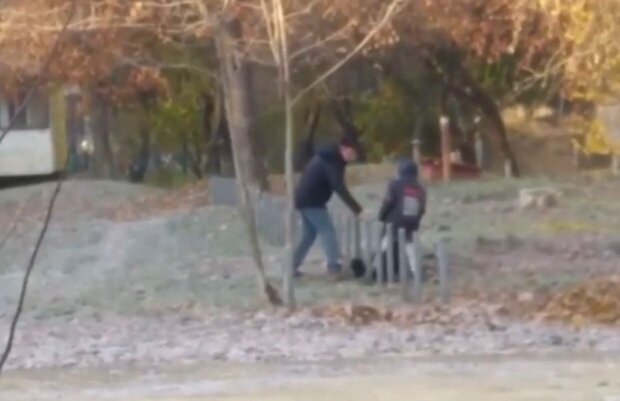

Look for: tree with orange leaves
[0,0,404,306]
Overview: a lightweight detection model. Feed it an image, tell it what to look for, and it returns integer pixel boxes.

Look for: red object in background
[420,158,482,182]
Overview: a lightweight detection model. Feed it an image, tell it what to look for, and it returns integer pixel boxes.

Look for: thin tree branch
[0,0,77,375]
[292,0,404,105]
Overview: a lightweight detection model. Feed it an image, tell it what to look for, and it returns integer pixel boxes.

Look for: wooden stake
[439,115,451,182]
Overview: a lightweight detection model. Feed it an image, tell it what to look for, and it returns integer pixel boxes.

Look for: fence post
[375,222,385,284]
[474,131,484,169]
[363,219,373,279]
[386,223,395,284]
[277,200,286,246]
[272,199,281,246]
[353,217,361,259]
[343,215,352,269]
[398,228,410,301]
[335,213,344,263]
[439,115,452,182]
[412,138,422,164]
[504,160,513,178]
[436,238,450,304]
[411,232,423,304]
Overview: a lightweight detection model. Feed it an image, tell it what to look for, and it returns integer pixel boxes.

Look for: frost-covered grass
[1,174,620,372]
[2,173,619,319]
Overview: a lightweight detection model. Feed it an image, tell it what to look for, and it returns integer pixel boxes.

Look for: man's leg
[308,209,341,273]
[293,210,318,275]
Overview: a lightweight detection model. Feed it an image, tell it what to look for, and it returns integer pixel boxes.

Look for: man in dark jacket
[293,137,363,279]
[373,159,426,281]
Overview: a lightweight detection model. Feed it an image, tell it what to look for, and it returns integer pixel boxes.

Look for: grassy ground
[0,171,619,372]
[291,172,620,306]
[3,172,619,315]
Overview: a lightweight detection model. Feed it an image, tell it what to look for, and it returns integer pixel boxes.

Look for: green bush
[355,77,441,161]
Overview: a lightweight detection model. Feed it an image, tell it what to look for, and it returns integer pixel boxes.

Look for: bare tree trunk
[282,83,295,309]
[90,93,115,179]
[215,20,268,189]
[216,17,282,306]
[273,0,296,309]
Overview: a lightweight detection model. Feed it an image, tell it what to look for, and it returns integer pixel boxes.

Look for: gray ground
[0,175,619,373]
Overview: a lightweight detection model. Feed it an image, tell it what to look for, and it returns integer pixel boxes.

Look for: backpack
[401,184,423,223]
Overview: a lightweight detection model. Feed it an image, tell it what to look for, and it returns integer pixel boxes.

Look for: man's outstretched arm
[325,164,362,214]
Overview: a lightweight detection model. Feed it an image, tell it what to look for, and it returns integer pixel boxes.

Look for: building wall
[0,128,55,176]
[0,88,65,177]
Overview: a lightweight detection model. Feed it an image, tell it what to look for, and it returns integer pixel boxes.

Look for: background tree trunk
[128,126,150,183]
[447,74,521,176]
[427,50,521,177]
[205,89,234,177]
[90,93,115,179]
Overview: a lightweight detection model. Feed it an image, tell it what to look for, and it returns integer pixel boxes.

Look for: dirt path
[2,354,619,401]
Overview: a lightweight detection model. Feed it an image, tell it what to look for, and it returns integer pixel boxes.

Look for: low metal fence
[208,176,450,303]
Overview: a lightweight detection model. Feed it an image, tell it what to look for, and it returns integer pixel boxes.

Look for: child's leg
[392,239,401,282]
[405,235,418,279]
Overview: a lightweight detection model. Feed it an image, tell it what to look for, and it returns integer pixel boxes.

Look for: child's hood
[397,160,418,179]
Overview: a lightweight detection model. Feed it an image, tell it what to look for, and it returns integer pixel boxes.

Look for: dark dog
[347,246,406,282]
[350,258,367,279]
[349,245,436,284]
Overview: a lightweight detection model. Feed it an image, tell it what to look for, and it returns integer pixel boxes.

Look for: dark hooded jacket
[378,160,426,237]
[294,144,362,214]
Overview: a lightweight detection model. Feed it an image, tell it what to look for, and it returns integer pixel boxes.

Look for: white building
[0,87,68,177]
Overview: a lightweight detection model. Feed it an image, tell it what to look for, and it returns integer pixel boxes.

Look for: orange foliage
[538,276,620,326]
[1,0,615,103]
[0,0,169,103]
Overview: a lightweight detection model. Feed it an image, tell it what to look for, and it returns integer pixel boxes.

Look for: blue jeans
[293,208,341,273]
